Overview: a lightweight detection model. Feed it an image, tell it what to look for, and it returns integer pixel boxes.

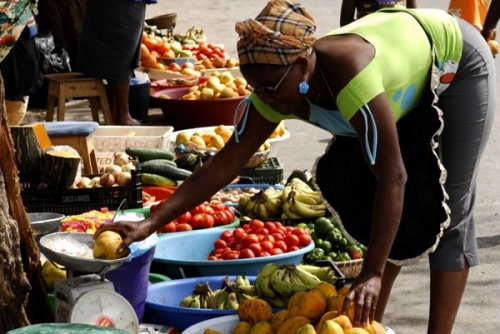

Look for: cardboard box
[93,126,173,171]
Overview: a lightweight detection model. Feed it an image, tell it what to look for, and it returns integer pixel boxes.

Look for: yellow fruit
[93,231,124,260]
[233,321,253,334]
[219,129,233,144]
[209,135,225,149]
[488,40,499,57]
[287,291,307,317]
[332,315,353,332]
[315,311,339,333]
[269,310,290,332]
[200,87,215,100]
[203,329,223,334]
[297,289,327,324]
[295,324,316,334]
[207,76,222,91]
[218,71,234,84]
[234,77,247,87]
[318,320,344,334]
[190,135,206,148]
[214,125,229,135]
[344,328,370,334]
[220,87,235,99]
[201,131,218,145]
[368,321,386,334]
[263,140,271,150]
[175,131,190,146]
[188,85,199,92]
[42,260,66,291]
[249,321,274,334]
[238,299,273,327]
[276,316,310,334]
[314,282,337,301]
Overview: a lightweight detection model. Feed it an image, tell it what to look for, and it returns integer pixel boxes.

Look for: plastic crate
[20,170,143,215]
[238,157,283,185]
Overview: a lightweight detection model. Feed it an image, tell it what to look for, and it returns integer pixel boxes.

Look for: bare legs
[373,260,468,334]
[107,81,140,125]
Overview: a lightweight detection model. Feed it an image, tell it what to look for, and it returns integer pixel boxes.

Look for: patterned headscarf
[235,0,316,66]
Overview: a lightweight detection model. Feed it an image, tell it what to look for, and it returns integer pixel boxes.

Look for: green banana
[238,196,251,212]
[207,293,218,309]
[269,268,294,297]
[215,290,230,309]
[242,274,251,286]
[235,275,246,288]
[258,203,272,220]
[281,185,292,203]
[289,197,326,218]
[255,263,283,299]
[293,266,322,288]
[236,291,258,303]
[297,264,336,283]
[266,296,288,308]
[238,285,257,296]
[283,201,304,219]
[225,292,240,310]
[189,295,201,309]
[179,295,194,308]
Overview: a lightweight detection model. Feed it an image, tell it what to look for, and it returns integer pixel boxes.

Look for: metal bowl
[28,212,64,236]
[39,232,130,275]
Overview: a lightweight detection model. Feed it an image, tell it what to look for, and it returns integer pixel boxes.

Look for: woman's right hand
[93,217,155,254]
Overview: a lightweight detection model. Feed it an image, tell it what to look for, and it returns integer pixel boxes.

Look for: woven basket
[334,259,363,279]
[243,150,270,169]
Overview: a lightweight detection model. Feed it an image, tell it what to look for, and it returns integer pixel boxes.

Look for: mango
[93,231,124,260]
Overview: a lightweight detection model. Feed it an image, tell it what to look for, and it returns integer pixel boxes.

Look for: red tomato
[208,255,218,261]
[274,222,283,228]
[284,234,300,247]
[225,208,236,221]
[242,224,251,231]
[255,228,269,236]
[158,222,176,233]
[257,234,265,242]
[260,241,274,252]
[241,234,259,249]
[249,219,265,232]
[177,212,192,225]
[298,233,312,247]
[264,221,277,232]
[291,227,306,237]
[213,211,231,226]
[233,229,248,243]
[285,226,295,233]
[226,237,236,249]
[248,243,263,256]
[226,252,240,260]
[263,235,276,243]
[270,248,284,256]
[214,248,225,255]
[287,246,300,252]
[199,44,213,56]
[176,223,193,232]
[239,249,256,259]
[259,251,271,257]
[190,204,211,215]
[274,240,288,252]
[214,239,227,249]
[220,230,233,241]
[271,233,284,241]
[274,228,286,235]
[191,213,214,229]
[210,202,226,212]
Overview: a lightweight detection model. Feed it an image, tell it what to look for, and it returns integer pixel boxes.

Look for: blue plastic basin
[145,276,257,329]
[151,228,315,279]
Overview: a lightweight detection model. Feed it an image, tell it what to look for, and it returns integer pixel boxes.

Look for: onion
[100,173,115,187]
[77,177,91,189]
[113,152,130,166]
[121,162,136,173]
[105,165,123,178]
[89,176,101,186]
[117,172,132,186]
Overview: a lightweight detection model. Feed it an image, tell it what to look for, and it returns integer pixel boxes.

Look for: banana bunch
[235,274,259,303]
[282,178,327,219]
[179,282,216,309]
[254,263,324,307]
[297,264,338,285]
[206,275,259,310]
[238,188,283,219]
[173,26,207,45]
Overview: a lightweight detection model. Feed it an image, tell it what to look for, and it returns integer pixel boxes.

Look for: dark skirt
[76,0,146,83]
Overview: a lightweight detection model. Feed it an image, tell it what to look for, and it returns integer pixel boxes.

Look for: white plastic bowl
[169,126,291,157]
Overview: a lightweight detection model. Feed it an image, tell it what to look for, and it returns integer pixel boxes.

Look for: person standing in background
[340,0,417,26]
[482,0,500,39]
[76,0,156,125]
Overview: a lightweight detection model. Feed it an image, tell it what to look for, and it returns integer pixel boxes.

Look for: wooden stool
[44,121,100,175]
[45,72,114,125]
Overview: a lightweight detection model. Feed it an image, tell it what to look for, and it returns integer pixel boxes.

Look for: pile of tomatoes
[207,219,312,260]
[155,201,236,234]
[182,42,229,62]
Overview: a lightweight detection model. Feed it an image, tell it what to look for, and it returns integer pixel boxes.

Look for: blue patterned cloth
[134,0,157,4]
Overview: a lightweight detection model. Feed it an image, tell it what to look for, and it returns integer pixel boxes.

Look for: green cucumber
[141,173,177,187]
[141,159,192,180]
[125,146,175,162]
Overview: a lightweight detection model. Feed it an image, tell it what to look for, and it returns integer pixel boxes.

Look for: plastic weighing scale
[39,232,140,334]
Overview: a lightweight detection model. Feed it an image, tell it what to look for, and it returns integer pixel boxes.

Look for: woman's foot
[116,116,141,125]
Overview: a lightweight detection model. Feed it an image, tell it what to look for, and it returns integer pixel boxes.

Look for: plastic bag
[34,30,72,74]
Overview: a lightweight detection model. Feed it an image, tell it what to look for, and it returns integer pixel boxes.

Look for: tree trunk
[36,0,88,68]
[0,74,53,333]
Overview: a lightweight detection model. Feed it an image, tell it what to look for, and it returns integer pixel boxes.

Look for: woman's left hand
[342,271,382,326]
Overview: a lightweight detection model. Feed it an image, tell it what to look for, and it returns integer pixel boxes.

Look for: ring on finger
[365,298,372,304]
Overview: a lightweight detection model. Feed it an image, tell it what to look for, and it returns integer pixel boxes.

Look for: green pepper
[327,251,339,260]
[338,251,351,262]
[317,240,332,254]
[295,223,309,230]
[314,217,334,238]
[304,248,326,263]
[310,230,319,244]
[336,237,350,251]
[330,217,341,229]
[348,244,363,260]
[327,228,343,244]
[307,223,316,231]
